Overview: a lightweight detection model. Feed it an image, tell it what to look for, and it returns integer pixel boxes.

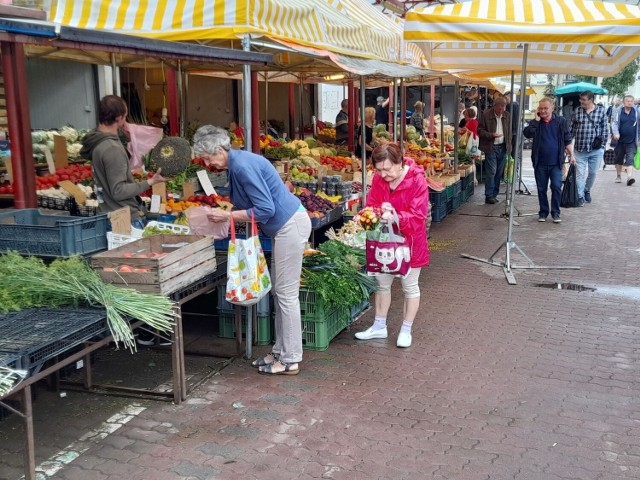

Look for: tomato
[0,186,7,194]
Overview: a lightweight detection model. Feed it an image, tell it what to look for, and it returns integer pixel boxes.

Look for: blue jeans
[484,143,506,198]
[534,164,563,218]
[575,149,604,199]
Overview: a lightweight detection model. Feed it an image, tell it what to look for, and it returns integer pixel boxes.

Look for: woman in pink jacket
[354,142,430,348]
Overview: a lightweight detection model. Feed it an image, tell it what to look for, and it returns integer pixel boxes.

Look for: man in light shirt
[478,97,512,204]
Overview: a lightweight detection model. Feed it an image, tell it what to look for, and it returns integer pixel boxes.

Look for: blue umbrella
[554,82,607,95]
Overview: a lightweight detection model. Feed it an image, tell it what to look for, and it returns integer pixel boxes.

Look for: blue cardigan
[227,149,301,237]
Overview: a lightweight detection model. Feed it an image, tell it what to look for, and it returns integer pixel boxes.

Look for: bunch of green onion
[0,253,175,351]
[0,367,27,397]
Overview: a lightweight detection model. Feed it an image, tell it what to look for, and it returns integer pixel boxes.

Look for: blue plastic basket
[432,203,447,223]
[0,209,108,257]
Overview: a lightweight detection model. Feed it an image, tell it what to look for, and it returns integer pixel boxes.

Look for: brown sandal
[258,361,299,376]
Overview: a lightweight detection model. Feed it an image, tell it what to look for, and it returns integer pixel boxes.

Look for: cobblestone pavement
[2,159,640,480]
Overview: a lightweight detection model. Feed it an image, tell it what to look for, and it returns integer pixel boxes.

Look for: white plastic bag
[466,133,480,158]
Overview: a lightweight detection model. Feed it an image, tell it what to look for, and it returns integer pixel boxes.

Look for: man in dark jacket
[523,97,575,223]
[335,99,349,145]
[478,97,511,204]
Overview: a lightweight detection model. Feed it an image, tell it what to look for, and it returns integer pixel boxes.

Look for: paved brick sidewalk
[1,164,639,480]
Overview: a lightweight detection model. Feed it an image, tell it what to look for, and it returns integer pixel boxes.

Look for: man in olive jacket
[478,97,511,204]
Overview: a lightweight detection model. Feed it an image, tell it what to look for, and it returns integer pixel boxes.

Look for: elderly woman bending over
[194,126,311,375]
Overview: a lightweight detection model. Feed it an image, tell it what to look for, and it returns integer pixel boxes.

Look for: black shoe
[584,191,592,203]
[552,215,562,224]
[485,196,498,204]
[628,178,636,186]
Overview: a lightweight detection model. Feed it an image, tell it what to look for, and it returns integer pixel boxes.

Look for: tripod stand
[461,45,580,284]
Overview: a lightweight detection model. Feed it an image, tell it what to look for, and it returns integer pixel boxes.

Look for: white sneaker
[355,326,388,340]
[396,331,412,348]
[616,175,622,183]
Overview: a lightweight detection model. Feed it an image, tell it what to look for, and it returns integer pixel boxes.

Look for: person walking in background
[375,96,389,130]
[356,107,375,159]
[572,90,607,206]
[409,101,425,138]
[335,99,349,146]
[457,102,467,129]
[459,108,478,139]
[478,96,511,204]
[610,94,638,186]
[354,143,429,348]
[523,97,575,224]
[504,91,521,160]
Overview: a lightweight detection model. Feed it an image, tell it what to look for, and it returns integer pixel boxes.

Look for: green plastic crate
[302,307,349,351]
[218,313,272,345]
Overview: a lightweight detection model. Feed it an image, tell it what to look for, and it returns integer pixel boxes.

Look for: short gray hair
[192,125,231,156]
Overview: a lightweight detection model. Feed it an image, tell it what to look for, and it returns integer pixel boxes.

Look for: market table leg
[22,384,36,480]
[235,305,242,357]
[172,306,184,404]
[83,349,93,390]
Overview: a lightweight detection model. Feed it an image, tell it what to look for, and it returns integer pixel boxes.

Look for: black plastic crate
[0,308,108,374]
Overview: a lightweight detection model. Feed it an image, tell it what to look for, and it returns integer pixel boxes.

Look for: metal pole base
[461,240,580,285]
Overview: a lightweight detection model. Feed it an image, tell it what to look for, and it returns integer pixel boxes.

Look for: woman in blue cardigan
[194,126,311,375]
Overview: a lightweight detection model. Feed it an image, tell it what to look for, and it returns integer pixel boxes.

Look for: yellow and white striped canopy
[48,0,409,65]
[404,0,640,76]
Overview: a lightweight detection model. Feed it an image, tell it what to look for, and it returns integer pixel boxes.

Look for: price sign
[53,135,68,169]
[150,194,162,213]
[182,181,196,199]
[44,147,56,174]
[152,182,167,200]
[58,180,87,205]
[197,170,217,196]
[108,207,131,235]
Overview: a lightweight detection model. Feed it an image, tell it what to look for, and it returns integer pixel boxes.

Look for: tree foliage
[601,58,640,99]
[544,74,555,96]
[576,59,640,99]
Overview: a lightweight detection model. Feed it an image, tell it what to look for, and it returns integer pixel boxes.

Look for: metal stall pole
[429,82,435,139]
[461,43,579,284]
[453,80,460,171]
[177,60,185,138]
[241,35,254,358]
[360,75,367,203]
[392,78,399,142]
[110,53,118,95]
[439,78,444,154]
[400,78,406,155]
[299,75,305,140]
[264,72,269,136]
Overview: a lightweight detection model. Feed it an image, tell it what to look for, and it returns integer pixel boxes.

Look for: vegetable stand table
[0,267,226,480]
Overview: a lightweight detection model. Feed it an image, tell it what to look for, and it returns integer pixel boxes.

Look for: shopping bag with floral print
[225,212,271,306]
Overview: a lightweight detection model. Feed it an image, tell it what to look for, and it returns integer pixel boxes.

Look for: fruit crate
[91,234,217,295]
[216,284,271,316]
[428,189,447,208]
[432,203,447,223]
[218,312,272,345]
[445,184,455,200]
[452,192,462,211]
[299,287,349,351]
[0,209,108,257]
[349,298,371,324]
[451,180,462,198]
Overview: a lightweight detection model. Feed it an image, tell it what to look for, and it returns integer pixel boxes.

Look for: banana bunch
[317,191,342,202]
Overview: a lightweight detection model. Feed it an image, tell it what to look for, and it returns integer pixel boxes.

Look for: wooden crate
[91,235,216,295]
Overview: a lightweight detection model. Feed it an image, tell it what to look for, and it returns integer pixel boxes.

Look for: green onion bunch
[0,252,175,351]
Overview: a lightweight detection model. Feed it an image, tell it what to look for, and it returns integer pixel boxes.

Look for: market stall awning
[404,0,640,76]
[48,0,408,64]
